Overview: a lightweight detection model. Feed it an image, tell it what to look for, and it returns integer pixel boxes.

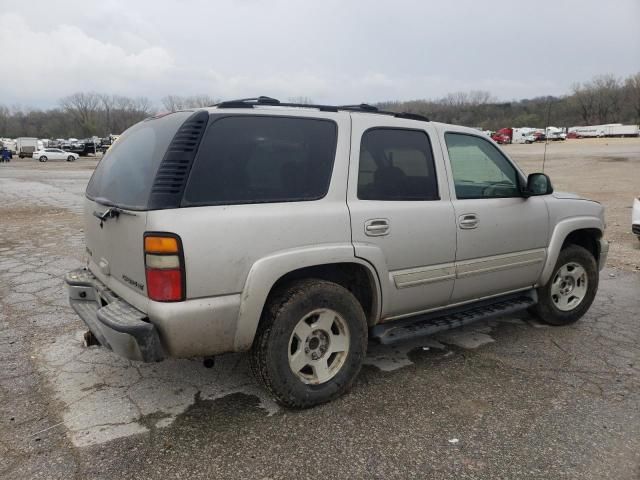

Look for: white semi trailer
[16,137,39,158]
[602,124,639,137]
[569,124,639,138]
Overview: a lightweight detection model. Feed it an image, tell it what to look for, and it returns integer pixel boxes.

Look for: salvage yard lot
[0,138,639,479]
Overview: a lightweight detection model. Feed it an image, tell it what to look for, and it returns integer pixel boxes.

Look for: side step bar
[371,290,537,345]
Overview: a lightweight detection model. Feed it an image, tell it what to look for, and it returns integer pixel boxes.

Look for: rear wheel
[39,156,48,162]
[250,279,367,408]
[530,244,598,325]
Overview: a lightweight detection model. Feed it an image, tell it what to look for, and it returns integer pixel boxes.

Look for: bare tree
[624,73,640,125]
[591,74,622,123]
[110,95,153,133]
[0,105,10,135]
[184,94,216,108]
[161,94,216,112]
[99,94,116,134]
[287,96,314,104]
[161,95,184,112]
[60,92,101,136]
[444,90,494,107]
[571,82,596,124]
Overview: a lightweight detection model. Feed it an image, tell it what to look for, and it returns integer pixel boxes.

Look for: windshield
[86,111,193,210]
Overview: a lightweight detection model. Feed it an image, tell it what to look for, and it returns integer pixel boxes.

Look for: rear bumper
[65,268,165,362]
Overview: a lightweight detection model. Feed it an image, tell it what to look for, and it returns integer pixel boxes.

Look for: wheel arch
[233,246,382,351]
[539,217,604,285]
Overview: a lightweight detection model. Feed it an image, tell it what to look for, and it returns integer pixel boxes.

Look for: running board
[371,290,537,345]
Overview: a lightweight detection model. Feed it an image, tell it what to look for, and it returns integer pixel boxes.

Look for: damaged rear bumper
[65,268,165,362]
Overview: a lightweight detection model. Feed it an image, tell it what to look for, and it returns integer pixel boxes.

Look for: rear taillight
[144,233,185,302]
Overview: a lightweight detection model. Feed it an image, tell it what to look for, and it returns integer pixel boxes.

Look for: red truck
[491,127,512,144]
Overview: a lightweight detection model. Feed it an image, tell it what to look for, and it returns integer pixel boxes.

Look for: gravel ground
[0,138,639,479]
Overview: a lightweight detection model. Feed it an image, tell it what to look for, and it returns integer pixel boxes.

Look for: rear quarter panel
[145,112,354,300]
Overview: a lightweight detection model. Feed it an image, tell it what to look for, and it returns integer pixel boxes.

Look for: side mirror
[523,173,553,197]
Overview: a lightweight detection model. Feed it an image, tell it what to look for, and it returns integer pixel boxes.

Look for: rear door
[347,114,457,319]
[441,130,549,302]
[84,111,196,311]
[84,200,149,311]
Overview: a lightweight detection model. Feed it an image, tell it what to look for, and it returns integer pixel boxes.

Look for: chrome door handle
[365,219,390,236]
[458,214,479,229]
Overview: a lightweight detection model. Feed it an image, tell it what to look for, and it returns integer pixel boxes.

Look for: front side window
[445,133,522,199]
[183,116,337,206]
[357,128,438,201]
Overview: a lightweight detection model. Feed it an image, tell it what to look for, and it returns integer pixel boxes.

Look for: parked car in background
[34,148,78,162]
[533,131,546,142]
[492,127,512,144]
[545,127,566,141]
[633,197,640,239]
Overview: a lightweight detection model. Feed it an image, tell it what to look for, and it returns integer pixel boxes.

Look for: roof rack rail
[338,103,378,112]
[212,97,429,122]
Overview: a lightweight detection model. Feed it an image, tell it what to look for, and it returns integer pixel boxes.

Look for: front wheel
[530,244,598,325]
[250,279,368,408]
[67,156,75,162]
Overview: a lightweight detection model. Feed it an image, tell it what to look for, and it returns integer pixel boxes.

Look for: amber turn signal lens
[144,236,178,254]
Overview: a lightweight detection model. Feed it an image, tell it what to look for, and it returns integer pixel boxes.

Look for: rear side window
[358,128,438,201]
[86,111,193,210]
[183,116,337,206]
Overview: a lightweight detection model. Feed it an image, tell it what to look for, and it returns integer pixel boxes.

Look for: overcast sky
[1,0,639,109]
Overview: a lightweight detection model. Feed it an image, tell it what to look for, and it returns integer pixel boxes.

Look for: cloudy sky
[1,0,639,108]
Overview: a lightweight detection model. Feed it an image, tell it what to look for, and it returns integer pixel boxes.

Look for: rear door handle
[365,219,390,236]
[458,214,479,229]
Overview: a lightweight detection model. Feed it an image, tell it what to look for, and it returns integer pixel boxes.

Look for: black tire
[39,156,47,162]
[67,156,75,162]
[530,244,598,325]
[250,279,368,408]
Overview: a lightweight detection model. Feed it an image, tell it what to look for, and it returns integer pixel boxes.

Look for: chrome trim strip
[391,248,546,289]
[393,263,456,289]
[383,286,534,322]
[456,249,546,279]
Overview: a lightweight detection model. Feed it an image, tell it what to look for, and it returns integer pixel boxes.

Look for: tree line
[0,93,217,140]
[378,73,640,131]
[0,73,638,139]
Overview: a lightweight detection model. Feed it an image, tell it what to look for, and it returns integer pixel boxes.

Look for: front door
[347,115,457,319]
[441,131,549,302]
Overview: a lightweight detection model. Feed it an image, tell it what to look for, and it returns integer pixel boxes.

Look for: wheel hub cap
[550,262,588,312]
[288,308,350,385]
[305,330,329,360]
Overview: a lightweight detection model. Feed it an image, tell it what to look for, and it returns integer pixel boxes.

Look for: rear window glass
[182,116,337,206]
[358,128,438,201]
[86,111,193,210]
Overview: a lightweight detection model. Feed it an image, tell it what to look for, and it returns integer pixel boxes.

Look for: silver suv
[66,97,608,408]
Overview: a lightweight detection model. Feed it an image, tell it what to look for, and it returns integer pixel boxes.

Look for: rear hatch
[84,111,198,311]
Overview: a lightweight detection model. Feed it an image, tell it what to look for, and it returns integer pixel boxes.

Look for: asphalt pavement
[1,160,638,479]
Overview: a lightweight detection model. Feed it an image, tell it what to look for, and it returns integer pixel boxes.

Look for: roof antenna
[542,98,552,173]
